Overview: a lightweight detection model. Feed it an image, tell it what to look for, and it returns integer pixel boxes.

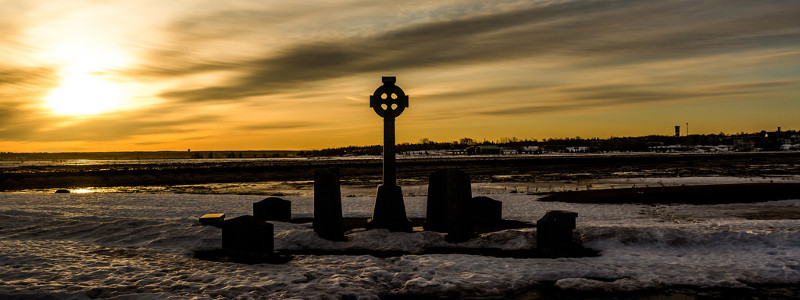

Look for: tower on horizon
[675,125,680,137]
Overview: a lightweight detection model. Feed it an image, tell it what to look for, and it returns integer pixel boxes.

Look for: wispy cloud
[479,77,800,117]
[0,114,219,142]
[0,65,57,93]
[127,0,800,106]
[0,65,58,131]
[239,122,319,131]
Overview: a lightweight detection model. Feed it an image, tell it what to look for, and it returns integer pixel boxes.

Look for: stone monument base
[366,184,413,232]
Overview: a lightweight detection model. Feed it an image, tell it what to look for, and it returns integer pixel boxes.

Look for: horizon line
[2,128,795,154]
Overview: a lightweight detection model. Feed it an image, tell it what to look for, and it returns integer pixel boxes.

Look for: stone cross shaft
[367,76,412,232]
[369,76,408,186]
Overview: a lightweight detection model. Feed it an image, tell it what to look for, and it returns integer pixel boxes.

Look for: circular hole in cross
[390,93,397,99]
[381,104,388,110]
[381,93,388,100]
[390,103,398,110]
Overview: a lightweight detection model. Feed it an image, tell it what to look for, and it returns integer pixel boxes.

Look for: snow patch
[1,192,799,298]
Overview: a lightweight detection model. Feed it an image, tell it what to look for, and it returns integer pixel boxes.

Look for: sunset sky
[2,0,799,152]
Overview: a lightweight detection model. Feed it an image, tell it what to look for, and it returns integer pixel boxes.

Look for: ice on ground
[1,192,799,298]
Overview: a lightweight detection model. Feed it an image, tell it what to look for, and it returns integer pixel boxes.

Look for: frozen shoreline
[2,187,799,299]
[4,152,799,192]
[16,175,800,198]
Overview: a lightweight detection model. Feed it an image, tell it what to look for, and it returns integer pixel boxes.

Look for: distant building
[501,147,517,155]
[519,146,541,154]
[675,126,680,137]
[567,146,590,153]
[467,145,501,155]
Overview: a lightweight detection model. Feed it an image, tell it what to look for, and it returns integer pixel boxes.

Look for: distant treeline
[3,130,798,160]
[300,130,800,156]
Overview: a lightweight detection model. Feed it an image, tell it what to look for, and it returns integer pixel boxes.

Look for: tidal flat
[3,152,799,196]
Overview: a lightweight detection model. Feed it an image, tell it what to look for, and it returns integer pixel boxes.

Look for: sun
[46,71,126,116]
[39,39,132,116]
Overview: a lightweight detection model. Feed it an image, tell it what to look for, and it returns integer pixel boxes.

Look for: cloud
[416,84,544,103]
[0,65,58,130]
[0,65,57,90]
[0,110,221,142]
[478,104,580,116]
[0,2,30,46]
[702,78,800,93]
[127,0,800,106]
[0,64,201,142]
[478,77,800,116]
[239,122,318,131]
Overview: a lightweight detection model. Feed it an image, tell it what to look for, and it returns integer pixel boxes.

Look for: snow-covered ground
[1,187,799,299]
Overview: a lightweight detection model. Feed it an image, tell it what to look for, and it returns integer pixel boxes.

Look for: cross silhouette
[366,76,412,232]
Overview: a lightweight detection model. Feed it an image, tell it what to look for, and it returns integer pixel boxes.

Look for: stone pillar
[536,210,578,249]
[314,168,346,241]
[222,215,274,253]
[471,196,502,225]
[424,170,448,232]
[424,169,475,242]
[253,197,291,222]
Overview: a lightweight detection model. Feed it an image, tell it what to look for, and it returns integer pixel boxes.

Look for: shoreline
[3,152,799,191]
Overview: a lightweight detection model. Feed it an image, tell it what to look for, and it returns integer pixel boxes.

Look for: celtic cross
[366,76,412,232]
